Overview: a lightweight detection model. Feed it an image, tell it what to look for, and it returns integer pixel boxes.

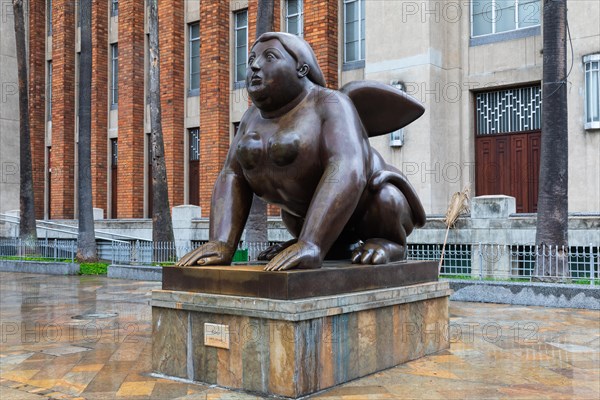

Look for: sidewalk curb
[0,260,80,275]
[447,279,600,309]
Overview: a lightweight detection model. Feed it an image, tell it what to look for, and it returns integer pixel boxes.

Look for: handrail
[0,213,150,243]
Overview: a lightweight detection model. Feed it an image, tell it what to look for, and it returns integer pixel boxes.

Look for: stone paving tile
[1,272,599,399]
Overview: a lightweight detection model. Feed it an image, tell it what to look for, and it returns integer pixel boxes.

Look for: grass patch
[79,262,109,275]
[0,255,72,262]
[153,262,175,267]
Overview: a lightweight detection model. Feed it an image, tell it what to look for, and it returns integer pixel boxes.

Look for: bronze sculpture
[177,32,426,271]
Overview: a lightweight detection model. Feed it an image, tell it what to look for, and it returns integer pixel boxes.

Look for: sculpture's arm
[208,161,253,248]
[300,94,369,251]
[264,92,369,270]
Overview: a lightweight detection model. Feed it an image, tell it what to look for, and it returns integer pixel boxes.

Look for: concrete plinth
[152,267,450,398]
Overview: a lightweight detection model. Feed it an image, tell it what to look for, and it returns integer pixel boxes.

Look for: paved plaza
[0,272,598,399]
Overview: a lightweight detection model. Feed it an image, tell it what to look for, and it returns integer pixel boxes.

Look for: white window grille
[343,0,365,63]
[475,85,541,135]
[584,54,600,130]
[189,128,200,162]
[471,0,540,38]
[234,10,248,83]
[111,139,118,167]
[285,0,303,37]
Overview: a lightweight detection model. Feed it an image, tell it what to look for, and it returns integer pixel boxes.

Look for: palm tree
[535,0,569,281]
[13,0,37,243]
[76,0,98,261]
[148,0,175,248]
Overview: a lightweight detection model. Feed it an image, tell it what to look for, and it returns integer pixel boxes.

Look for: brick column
[90,0,108,217]
[50,0,76,219]
[117,0,145,218]
[304,0,338,88]
[28,0,47,219]
[158,0,185,208]
[199,0,230,216]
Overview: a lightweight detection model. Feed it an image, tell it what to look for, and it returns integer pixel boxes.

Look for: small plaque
[204,323,230,349]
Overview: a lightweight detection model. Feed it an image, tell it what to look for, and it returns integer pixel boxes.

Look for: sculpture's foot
[257,239,297,261]
[351,238,406,265]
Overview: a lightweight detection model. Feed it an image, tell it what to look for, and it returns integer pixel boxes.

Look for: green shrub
[79,262,109,275]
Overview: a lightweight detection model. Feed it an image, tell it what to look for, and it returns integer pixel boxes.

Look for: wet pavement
[0,272,598,399]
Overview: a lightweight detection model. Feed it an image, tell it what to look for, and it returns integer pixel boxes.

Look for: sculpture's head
[246,32,326,112]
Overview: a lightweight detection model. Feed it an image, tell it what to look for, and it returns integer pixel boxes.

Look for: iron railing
[1,238,597,284]
[0,238,76,262]
[407,243,599,284]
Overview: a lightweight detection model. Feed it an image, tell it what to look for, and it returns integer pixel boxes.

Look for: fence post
[478,242,483,280]
[591,243,595,286]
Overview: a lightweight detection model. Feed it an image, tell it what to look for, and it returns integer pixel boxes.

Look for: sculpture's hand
[264,241,322,271]
[257,239,298,261]
[176,241,235,267]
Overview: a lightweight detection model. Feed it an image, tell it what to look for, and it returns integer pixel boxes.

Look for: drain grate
[71,312,118,320]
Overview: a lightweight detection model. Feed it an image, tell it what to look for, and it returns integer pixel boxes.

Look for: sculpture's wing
[340,81,425,137]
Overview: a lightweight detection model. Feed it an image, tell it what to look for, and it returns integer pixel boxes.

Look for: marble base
[152,281,451,398]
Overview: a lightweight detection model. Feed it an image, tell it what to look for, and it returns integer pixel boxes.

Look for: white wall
[0,4,20,214]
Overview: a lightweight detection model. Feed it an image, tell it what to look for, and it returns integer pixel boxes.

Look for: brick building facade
[28,0,339,221]
[18,0,599,222]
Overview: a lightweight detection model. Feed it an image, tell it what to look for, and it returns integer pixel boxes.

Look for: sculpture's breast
[236,131,264,170]
[267,131,300,167]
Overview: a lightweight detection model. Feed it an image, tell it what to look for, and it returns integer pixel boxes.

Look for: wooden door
[476,131,541,213]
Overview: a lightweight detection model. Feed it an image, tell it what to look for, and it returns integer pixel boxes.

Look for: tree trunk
[535,0,569,281]
[13,0,37,243]
[148,0,175,253]
[245,0,275,259]
[76,0,98,262]
[256,0,275,37]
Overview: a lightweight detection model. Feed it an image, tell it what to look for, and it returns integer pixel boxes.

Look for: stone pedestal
[152,262,450,398]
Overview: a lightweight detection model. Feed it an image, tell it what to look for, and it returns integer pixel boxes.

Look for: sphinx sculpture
[177,32,426,271]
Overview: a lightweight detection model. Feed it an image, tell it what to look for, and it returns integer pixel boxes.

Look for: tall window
[188,128,200,206]
[110,139,118,218]
[471,0,540,37]
[390,82,405,147]
[47,0,52,36]
[234,10,248,83]
[584,54,600,130]
[344,0,365,63]
[111,0,119,16]
[189,22,200,93]
[110,44,118,107]
[285,0,303,37]
[47,61,52,121]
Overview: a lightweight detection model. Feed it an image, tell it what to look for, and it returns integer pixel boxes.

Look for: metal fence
[107,240,275,265]
[0,238,76,262]
[1,238,598,284]
[407,243,600,284]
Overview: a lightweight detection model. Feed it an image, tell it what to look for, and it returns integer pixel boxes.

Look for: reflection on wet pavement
[0,272,598,399]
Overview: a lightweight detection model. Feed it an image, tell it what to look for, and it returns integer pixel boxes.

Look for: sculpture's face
[246,39,305,112]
